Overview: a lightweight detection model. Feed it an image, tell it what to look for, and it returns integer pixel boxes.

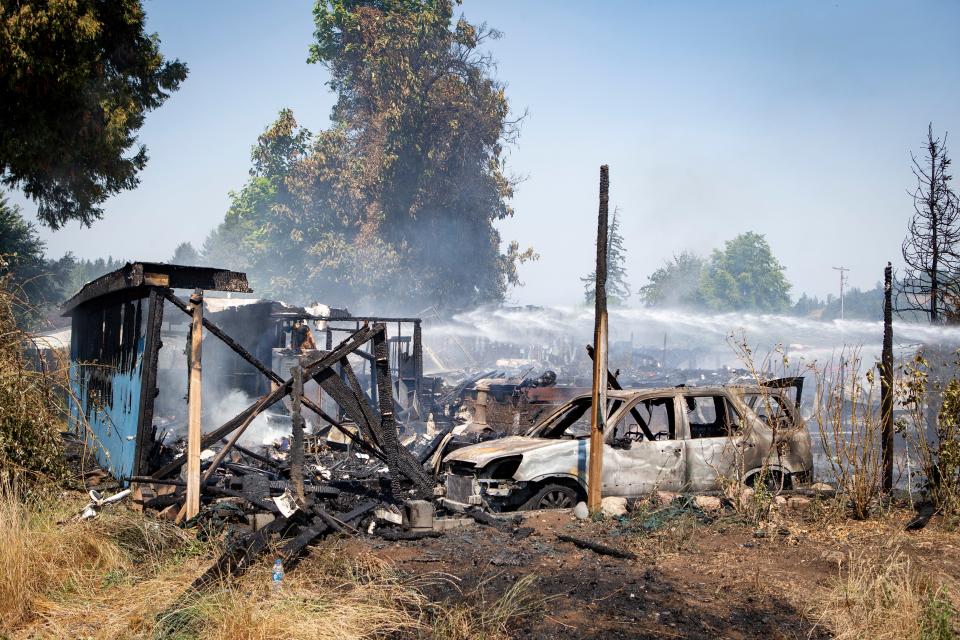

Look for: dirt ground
[349,500,960,639]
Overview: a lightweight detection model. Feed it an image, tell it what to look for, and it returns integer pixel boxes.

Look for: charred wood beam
[312,333,432,498]
[280,501,378,569]
[135,288,165,476]
[151,324,380,479]
[374,328,405,502]
[315,368,388,457]
[233,443,285,470]
[556,533,637,560]
[413,320,424,408]
[127,475,340,497]
[373,328,433,499]
[341,357,385,444]
[377,529,442,541]
[881,262,894,493]
[185,516,290,593]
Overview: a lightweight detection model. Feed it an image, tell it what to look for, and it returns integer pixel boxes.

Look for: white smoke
[207,389,291,447]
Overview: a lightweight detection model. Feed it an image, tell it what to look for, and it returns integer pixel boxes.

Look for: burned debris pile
[60,263,480,591]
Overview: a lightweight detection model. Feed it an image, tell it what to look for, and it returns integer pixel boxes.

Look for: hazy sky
[19,0,960,305]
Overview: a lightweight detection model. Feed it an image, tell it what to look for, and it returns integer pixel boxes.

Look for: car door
[526,395,620,494]
[682,391,754,491]
[605,392,686,496]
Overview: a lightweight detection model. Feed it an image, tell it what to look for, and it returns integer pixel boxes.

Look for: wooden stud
[185,289,204,520]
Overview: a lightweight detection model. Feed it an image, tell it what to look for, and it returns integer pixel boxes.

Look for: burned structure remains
[60,257,818,596]
[63,262,450,588]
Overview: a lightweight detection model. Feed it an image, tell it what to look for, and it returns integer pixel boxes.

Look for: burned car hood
[443,436,563,468]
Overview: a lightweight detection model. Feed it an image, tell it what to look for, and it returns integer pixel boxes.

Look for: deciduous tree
[208,1,533,311]
[637,251,705,308]
[700,232,791,312]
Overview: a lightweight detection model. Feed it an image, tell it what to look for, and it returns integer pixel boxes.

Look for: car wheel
[520,483,580,510]
[750,470,789,493]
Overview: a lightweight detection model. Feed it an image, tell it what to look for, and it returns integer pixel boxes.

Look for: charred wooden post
[185,289,204,520]
[414,319,424,412]
[588,165,610,514]
[374,327,406,502]
[881,261,894,493]
[291,363,306,503]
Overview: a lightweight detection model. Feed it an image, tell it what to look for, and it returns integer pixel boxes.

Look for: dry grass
[0,487,546,639]
[426,573,550,640]
[0,483,126,631]
[158,566,424,640]
[812,350,888,520]
[814,548,958,640]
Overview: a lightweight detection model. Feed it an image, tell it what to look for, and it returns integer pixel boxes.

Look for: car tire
[749,470,789,493]
[519,483,581,511]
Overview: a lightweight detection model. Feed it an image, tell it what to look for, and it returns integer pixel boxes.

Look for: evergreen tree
[170,242,200,265]
[0,0,187,228]
[582,209,631,306]
[0,195,75,327]
[900,123,960,323]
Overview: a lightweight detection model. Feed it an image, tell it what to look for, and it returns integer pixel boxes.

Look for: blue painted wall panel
[69,296,148,481]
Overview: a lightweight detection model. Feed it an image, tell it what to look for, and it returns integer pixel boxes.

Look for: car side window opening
[686,395,743,439]
[744,393,791,430]
[613,396,676,442]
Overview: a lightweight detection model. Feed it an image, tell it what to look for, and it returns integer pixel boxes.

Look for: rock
[810,482,835,494]
[693,495,722,511]
[773,495,788,506]
[573,501,590,520]
[726,486,755,508]
[601,496,628,517]
[787,496,811,510]
[655,490,680,505]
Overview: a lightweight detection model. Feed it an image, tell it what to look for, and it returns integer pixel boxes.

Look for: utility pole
[880,262,894,492]
[832,266,849,320]
[588,165,610,514]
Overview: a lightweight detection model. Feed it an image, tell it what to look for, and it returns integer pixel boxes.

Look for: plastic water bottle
[272,559,284,592]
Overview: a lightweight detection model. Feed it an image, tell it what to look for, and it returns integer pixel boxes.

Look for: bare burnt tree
[900,123,960,323]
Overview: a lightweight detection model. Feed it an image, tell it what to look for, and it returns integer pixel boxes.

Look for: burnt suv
[439,382,812,511]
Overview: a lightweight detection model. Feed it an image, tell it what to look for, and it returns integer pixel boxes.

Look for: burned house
[63,262,435,483]
[61,261,451,591]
